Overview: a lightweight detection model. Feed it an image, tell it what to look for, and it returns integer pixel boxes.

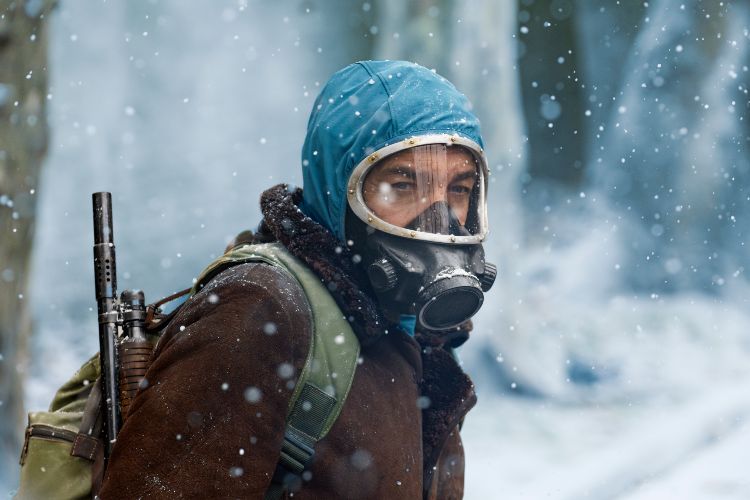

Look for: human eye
[449,184,472,195]
[392,181,415,191]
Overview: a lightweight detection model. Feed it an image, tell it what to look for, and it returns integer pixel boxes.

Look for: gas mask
[345,134,497,331]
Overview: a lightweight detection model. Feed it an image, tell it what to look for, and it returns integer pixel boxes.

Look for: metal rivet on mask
[450,235,456,242]
[410,231,416,238]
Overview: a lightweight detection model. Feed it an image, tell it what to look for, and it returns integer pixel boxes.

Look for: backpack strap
[194,242,360,498]
[265,383,337,499]
[70,377,103,461]
[69,378,107,495]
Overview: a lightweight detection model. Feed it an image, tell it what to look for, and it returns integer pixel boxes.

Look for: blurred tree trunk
[372,0,455,75]
[0,0,55,482]
[296,0,378,79]
[516,0,584,187]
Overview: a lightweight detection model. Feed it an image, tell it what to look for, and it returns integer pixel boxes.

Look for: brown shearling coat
[98,185,477,499]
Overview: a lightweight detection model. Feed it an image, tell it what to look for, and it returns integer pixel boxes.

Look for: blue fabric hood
[300,60,485,241]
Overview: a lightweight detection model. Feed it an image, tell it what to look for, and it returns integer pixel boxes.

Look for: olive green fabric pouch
[16,355,99,500]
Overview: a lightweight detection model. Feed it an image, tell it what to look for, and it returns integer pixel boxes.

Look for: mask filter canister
[415,272,484,330]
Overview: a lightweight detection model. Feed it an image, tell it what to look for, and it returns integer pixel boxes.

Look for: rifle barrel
[92,192,121,458]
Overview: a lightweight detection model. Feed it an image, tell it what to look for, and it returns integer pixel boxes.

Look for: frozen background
[4,0,750,498]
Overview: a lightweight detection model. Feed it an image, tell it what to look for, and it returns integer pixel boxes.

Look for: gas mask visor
[347,134,489,244]
[346,134,494,332]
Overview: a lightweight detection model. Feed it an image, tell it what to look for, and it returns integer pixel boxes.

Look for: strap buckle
[279,428,315,475]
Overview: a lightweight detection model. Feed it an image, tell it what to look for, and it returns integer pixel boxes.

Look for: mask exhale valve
[348,207,498,331]
[415,274,484,330]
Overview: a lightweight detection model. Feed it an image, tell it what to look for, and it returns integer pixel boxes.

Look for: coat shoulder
[157,261,313,356]
[100,262,314,498]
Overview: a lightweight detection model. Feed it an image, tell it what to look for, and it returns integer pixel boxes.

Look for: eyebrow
[451,170,477,183]
[377,164,417,180]
[375,163,477,182]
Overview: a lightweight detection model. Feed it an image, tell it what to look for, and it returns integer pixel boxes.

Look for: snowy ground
[457,283,750,500]
[463,375,750,500]
[463,393,750,500]
[624,418,750,500]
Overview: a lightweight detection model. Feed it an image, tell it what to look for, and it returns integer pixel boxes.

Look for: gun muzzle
[92,192,121,459]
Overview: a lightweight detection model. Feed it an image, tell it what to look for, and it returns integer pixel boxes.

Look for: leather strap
[70,376,106,495]
[71,378,103,461]
[264,383,337,500]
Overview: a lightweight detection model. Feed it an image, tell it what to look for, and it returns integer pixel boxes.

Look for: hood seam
[342,62,399,241]
[357,60,399,135]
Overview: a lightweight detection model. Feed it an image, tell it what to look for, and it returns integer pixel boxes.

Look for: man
[98,60,495,499]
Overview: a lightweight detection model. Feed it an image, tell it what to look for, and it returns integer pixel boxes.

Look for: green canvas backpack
[16,242,360,500]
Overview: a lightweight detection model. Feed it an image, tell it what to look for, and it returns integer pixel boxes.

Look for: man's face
[362,145,479,233]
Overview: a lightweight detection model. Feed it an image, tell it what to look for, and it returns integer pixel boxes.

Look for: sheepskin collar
[259,184,387,347]
[257,184,477,495]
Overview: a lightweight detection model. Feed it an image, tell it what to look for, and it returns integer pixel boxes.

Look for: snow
[625,421,750,500]
[4,1,750,498]
[460,220,750,498]
[463,383,750,500]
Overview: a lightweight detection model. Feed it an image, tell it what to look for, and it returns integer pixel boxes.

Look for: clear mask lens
[361,144,483,236]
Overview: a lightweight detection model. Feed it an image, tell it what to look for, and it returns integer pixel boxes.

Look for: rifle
[92,192,120,459]
[92,192,153,462]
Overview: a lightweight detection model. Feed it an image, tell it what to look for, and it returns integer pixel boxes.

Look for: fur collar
[417,344,477,496]
[259,184,388,347]
[256,184,477,495]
